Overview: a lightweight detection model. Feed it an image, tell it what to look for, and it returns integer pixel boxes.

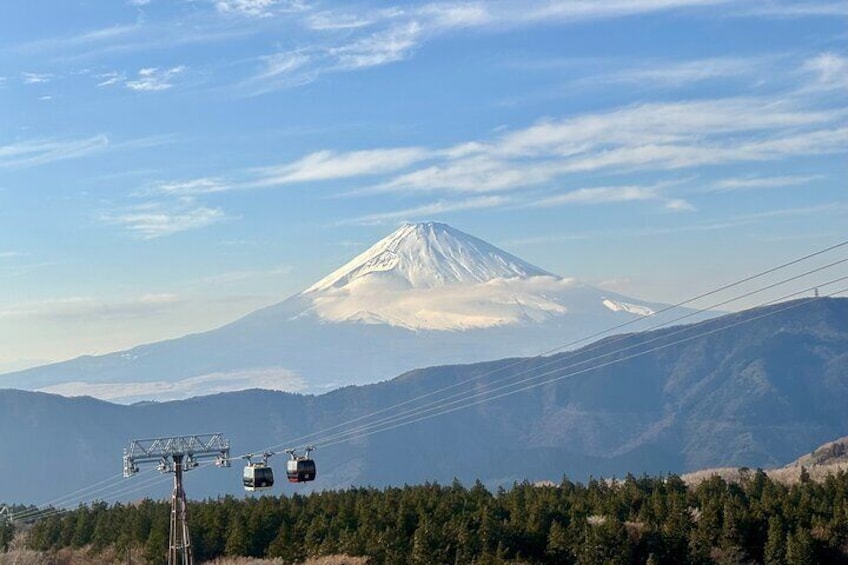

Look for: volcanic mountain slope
[1,222,688,402]
[0,297,845,503]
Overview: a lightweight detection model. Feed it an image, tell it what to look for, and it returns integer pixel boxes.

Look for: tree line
[13,469,848,564]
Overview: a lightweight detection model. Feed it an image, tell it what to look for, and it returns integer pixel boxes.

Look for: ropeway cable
[250,254,848,456]
[22,252,848,514]
[299,264,848,450]
[25,277,848,516]
[10,467,161,522]
[316,280,848,449]
[13,239,848,516]
[252,239,848,457]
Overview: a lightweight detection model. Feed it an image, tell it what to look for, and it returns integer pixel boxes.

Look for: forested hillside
[14,470,848,564]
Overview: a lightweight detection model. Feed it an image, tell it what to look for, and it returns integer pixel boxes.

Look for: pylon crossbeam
[123,433,230,477]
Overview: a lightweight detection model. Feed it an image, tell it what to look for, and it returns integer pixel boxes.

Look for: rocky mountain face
[1,297,845,505]
[0,222,680,403]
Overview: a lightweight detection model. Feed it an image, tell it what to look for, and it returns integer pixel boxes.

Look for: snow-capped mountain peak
[297,222,640,331]
[304,222,552,294]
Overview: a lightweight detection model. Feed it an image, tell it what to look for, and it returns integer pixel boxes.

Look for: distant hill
[684,435,848,485]
[0,297,846,505]
[0,222,696,402]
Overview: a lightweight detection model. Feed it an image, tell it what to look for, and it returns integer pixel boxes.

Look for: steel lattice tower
[123,434,230,565]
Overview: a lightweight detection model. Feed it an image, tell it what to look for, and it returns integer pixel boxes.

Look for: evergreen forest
[11,470,848,564]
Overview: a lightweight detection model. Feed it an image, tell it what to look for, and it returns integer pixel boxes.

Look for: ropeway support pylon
[123,434,230,565]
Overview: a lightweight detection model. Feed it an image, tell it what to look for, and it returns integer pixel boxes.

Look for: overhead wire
[305,262,848,447]
[10,468,160,522]
[251,248,848,456]
[11,238,848,517]
[317,279,848,449]
[256,238,848,456]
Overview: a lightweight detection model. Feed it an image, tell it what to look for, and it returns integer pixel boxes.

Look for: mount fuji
[1,222,696,402]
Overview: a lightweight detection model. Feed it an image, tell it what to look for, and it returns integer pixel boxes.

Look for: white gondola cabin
[243,453,275,491]
[285,446,316,483]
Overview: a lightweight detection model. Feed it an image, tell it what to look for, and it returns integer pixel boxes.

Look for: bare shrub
[201,556,369,565]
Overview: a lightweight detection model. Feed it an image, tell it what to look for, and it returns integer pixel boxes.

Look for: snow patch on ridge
[602,298,655,316]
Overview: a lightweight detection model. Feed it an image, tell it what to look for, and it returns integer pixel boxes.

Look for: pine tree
[546,520,572,563]
[764,515,786,565]
[785,528,815,565]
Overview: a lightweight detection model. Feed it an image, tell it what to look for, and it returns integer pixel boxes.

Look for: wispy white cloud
[503,0,732,23]
[22,72,54,84]
[149,177,231,195]
[96,71,126,87]
[416,3,492,28]
[244,51,316,91]
[371,156,561,193]
[741,1,848,17]
[306,10,383,31]
[215,0,278,17]
[214,0,307,18]
[580,56,770,88]
[221,0,845,94]
[253,147,432,185]
[104,198,230,238]
[247,0,745,93]
[346,195,512,226]
[526,183,695,212]
[0,135,109,168]
[802,52,848,90]
[530,185,661,206]
[0,293,184,321]
[356,98,846,195]
[329,22,423,70]
[126,66,186,91]
[142,88,847,212]
[245,20,424,92]
[712,174,826,191]
[664,198,696,212]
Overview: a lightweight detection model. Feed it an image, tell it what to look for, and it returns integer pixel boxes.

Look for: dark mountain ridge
[1,297,846,504]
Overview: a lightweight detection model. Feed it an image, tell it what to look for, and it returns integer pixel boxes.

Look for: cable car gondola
[285,445,316,483]
[243,453,274,492]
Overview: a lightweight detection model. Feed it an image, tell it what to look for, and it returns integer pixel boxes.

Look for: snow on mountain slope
[305,222,552,292]
[602,298,655,316]
[299,222,637,331]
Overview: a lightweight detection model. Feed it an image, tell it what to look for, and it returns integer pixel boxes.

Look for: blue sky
[1,0,846,371]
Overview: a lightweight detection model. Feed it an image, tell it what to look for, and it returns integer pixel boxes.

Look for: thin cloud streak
[345,195,511,226]
[104,198,231,239]
[252,147,433,185]
[240,0,760,94]
[529,185,660,206]
[0,135,109,169]
[0,293,185,321]
[141,91,847,205]
[125,66,186,91]
[712,174,826,191]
